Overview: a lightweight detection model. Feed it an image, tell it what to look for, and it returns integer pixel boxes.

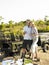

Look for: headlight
[0,52,4,56]
[0,53,2,56]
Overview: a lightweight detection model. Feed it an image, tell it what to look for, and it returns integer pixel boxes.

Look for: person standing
[21,19,33,58]
[30,22,39,61]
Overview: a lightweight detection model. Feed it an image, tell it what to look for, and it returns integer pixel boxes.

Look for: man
[21,19,33,58]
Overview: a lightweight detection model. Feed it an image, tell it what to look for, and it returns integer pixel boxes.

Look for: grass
[24,59,32,65]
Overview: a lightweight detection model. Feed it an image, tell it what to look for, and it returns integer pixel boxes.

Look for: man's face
[26,21,31,26]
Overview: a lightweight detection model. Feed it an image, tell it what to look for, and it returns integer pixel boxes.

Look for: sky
[0,0,49,23]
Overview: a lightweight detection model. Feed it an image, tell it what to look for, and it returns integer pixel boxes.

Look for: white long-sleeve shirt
[32,27,38,41]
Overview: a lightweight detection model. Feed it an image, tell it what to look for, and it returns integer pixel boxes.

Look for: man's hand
[23,31,27,35]
[31,33,38,36]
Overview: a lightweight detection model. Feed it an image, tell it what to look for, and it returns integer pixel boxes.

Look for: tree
[45,20,49,25]
[44,16,49,22]
[46,26,49,31]
[0,16,4,24]
[8,20,14,28]
[0,16,4,20]
[1,22,5,30]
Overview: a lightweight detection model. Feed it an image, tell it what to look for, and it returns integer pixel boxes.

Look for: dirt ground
[0,47,49,65]
[32,47,49,65]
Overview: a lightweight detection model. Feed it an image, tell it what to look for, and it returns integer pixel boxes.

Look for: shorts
[22,40,33,51]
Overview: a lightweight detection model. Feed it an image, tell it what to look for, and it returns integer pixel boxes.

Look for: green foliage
[0,22,6,30]
[45,20,49,25]
[46,26,49,31]
[0,17,49,36]
[0,16,4,20]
